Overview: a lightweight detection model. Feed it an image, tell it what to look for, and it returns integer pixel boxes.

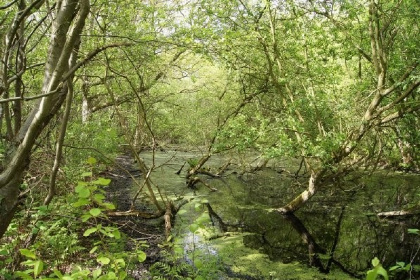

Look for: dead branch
[377,206,420,218]
[216,160,232,176]
[187,176,217,191]
[175,162,186,175]
[107,209,164,219]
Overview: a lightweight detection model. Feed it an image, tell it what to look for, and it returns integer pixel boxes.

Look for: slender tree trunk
[0,0,90,239]
[44,65,77,205]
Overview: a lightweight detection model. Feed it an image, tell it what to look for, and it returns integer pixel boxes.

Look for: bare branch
[63,42,133,81]
[0,43,133,104]
[0,0,17,10]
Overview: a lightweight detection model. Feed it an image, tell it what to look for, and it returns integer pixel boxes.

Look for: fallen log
[107,209,164,218]
[377,206,420,218]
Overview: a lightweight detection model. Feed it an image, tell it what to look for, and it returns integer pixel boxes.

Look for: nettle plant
[14,157,147,280]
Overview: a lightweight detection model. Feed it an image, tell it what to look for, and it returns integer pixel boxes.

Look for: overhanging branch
[0,42,133,104]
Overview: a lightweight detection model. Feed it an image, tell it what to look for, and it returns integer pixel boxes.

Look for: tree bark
[0,0,90,239]
[277,171,320,213]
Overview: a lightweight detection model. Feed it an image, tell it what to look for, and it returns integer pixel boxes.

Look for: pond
[138,150,420,279]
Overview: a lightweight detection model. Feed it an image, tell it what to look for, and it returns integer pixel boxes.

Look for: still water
[139,150,420,279]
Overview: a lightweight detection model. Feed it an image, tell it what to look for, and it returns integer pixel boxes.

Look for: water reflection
[140,151,420,278]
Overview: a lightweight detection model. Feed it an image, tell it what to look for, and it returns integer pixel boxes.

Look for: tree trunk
[0,0,90,239]
[277,171,319,213]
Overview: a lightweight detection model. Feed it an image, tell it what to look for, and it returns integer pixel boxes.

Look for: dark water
[139,150,420,279]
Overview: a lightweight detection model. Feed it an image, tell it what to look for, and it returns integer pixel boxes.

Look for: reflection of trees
[282,209,358,277]
[205,198,357,277]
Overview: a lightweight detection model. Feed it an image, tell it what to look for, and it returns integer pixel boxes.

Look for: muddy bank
[105,154,164,279]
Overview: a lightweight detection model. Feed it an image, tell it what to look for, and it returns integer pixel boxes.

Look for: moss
[211,234,357,280]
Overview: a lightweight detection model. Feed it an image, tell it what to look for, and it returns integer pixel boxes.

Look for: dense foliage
[0,0,418,279]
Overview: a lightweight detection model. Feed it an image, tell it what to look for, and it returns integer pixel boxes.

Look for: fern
[150,260,195,280]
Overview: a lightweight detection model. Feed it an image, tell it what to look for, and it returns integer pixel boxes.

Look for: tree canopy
[0,0,419,278]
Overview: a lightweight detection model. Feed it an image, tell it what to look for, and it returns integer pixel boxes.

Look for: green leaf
[194,259,203,269]
[405,264,412,271]
[13,271,33,279]
[137,251,147,262]
[75,185,90,198]
[92,268,102,279]
[114,258,126,267]
[81,172,93,177]
[194,203,202,211]
[118,271,128,279]
[93,178,111,186]
[89,208,102,217]
[408,228,419,235]
[389,265,400,271]
[97,256,110,265]
[33,260,44,277]
[87,157,97,165]
[53,268,64,279]
[366,269,377,280]
[396,261,405,267]
[99,229,112,237]
[107,272,116,279]
[19,249,37,260]
[90,246,99,254]
[113,229,121,239]
[73,198,90,207]
[189,223,199,233]
[83,227,98,236]
[81,213,92,222]
[371,257,380,267]
[102,202,116,210]
[21,260,35,266]
[93,193,106,203]
[0,249,8,255]
[376,266,389,280]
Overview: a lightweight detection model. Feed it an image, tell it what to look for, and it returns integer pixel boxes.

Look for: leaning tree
[0,0,91,238]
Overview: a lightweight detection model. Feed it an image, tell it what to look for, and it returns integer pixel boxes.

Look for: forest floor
[105,154,165,279]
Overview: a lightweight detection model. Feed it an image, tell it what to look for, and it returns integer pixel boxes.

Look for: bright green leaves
[73,163,121,242]
[87,157,97,165]
[408,228,419,235]
[19,249,37,260]
[90,208,102,217]
[366,257,389,280]
[389,261,412,273]
[75,183,91,198]
[189,223,200,233]
[94,177,111,186]
[97,256,111,265]
[137,251,147,262]
[83,227,98,236]
[17,249,45,278]
[73,167,113,223]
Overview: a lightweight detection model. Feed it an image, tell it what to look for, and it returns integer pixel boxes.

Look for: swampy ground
[105,151,420,280]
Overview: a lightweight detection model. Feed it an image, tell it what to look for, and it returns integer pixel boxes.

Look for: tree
[276,0,419,213]
[0,0,90,238]
[188,0,419,213]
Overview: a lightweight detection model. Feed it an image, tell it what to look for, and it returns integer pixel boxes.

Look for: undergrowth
[0,157,147,279]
